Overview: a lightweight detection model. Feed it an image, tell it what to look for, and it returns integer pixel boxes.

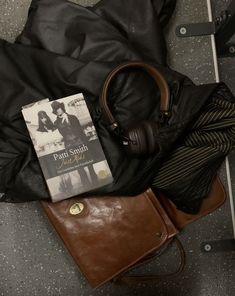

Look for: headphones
[99,62,170,156]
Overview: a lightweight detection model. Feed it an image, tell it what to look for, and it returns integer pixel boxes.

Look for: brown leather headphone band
[99,62,170,128]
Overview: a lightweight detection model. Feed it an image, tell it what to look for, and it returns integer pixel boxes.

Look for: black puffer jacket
[0,0,233,205]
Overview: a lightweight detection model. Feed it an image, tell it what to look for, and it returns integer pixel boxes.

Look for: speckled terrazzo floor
[0,1,235,296]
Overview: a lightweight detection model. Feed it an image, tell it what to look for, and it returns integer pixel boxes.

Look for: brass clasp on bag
[70,203,84,215]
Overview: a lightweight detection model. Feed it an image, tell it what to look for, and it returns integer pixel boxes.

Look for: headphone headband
[99,62,170,130]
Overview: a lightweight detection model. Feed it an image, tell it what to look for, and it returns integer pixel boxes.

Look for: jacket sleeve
[16,0,172,65]
[92,0,174,65]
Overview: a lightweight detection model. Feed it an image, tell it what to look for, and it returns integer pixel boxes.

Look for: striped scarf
[152,95,235,213]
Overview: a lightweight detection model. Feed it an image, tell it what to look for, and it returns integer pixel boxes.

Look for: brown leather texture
[41,189,177,288]
[99,62,170,126]
[158,176,227,229]
[40,177,226,288]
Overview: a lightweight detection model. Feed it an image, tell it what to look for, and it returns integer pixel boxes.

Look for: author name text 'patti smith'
[53,144,88,161]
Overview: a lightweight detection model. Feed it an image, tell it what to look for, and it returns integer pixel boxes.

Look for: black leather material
[0,0,234,206]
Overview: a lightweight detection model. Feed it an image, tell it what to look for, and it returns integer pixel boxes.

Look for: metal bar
[208,0,235,239]
[200,0,235,254]
[225,157,235,239]
[207,0,220,82]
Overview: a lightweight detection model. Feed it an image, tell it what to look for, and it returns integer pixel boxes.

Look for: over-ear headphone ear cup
[123,122,159,155]
[125,127,147,155]
[142,122,159,154]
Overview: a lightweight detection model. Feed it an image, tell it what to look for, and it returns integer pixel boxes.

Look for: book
[22,93,113,202]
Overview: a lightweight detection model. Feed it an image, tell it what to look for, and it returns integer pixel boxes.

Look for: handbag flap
[41,189,177,288]
[158,176,226,229]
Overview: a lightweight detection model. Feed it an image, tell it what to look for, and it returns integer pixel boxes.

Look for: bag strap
[113,238,185,284]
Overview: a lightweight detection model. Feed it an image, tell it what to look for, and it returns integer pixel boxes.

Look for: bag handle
[113,238,185,284]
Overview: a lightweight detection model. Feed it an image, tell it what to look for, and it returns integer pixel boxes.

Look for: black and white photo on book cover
[22,93,113,202]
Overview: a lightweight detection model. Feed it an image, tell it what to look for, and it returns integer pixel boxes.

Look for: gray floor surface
[0,1,235,296]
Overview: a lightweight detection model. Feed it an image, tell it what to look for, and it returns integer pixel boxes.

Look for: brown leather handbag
[41,176,226,288]
[41,189,182,288]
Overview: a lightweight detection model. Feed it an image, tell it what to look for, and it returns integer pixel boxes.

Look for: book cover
[22,93,113,202]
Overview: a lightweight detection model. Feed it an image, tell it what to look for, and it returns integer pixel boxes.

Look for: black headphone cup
[125,125,159,155]
[122,127,143,155]
[142,122,159,154]
[124,122,160,155]
[134,127,147,154]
